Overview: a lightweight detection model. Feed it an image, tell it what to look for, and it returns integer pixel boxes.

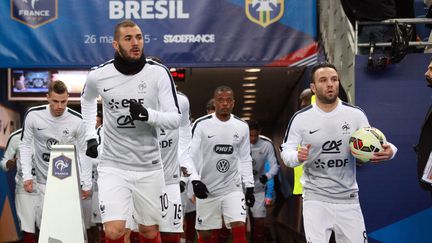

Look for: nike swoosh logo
[162,212,168,218]
[138,113,147,118]
[309,129,320,134]
[173,222,180,226]
[208,135,215,138]
[37,128,46,131]
[103,87,114,92]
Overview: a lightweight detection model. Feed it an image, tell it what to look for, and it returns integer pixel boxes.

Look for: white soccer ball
[349,127,387,162]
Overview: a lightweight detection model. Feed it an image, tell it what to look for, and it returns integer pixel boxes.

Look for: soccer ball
[349,127,387,162]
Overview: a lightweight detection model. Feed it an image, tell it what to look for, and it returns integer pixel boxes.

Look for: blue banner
[0,0,316,68]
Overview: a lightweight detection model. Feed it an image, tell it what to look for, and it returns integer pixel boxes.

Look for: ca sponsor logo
[214,144,233,154]
[245,0,284,28]
[216,159,230,173]
[11,0,58,28]
[322,140,342,154]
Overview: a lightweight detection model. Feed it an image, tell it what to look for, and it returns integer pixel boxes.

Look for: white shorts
[303,200,368,243]
[160,183,183,233]
[97,166,165,226]
[15,193,38,233]
[195,191,246,230]
[249,192,266,218]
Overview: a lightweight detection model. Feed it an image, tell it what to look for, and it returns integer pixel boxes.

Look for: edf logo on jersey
[314,140,349,168]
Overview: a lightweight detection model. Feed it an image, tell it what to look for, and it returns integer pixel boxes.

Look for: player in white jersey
[1,129,38,243]
[81,20,181,243]
[158,91,191,243]
[20,80,92,229]
[188,86,254,243]
[280,63,398,243]
[247,120,279,242]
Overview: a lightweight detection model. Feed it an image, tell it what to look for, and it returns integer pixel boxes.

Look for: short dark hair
[48,80,68,95]
[114,20,139,41]
[310,62,338,83]
[213,85,234,97]
[247,119,261,131]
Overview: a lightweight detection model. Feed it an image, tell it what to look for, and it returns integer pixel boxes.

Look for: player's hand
[298,144,311,163]
[81,189,92,200]
[129,100,149,121]
[24,179,33,193]
[191,180,209,199]
[259,175,268,184]
[180,181,186,193]
[245,187,255,207]
[86,139,98,158]
[370,144,393,163]
[6,158,17,170]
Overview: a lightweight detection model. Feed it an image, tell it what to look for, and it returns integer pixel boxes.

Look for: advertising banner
[0,0,317,67]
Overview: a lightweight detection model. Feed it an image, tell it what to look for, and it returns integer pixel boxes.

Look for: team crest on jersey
[342,122,351,134]
[11,0,58,28]
[52,155,71,179]
[245,0,284,28]
[138,81,147,94]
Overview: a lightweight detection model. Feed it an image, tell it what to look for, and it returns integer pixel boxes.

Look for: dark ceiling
[176,66,306,129]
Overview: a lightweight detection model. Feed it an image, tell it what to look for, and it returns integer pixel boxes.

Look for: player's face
[113,26,144,62]
[214,90,235,119]
[47,91,68,117]
[249,129,260,145]
[424,62,432,87]
[310,67,339,105]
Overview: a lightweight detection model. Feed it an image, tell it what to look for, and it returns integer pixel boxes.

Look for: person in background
[81,20,181,243]
[415,58,432,196]
[281,62,397,242]
[20,80,92,232]
[188,86,254,243]
[247,119,279,243]
[1,128,38,243]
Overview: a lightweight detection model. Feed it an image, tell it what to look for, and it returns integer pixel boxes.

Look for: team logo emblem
[52,155,71,179]
[342,122,351,134]
[216,159,230,173]
[245,0,284,28]
[11,0,58,28]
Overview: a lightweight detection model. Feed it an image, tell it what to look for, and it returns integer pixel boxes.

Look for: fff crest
[245,0,284,28]
[11,0,58,28]
[52,155,72,179]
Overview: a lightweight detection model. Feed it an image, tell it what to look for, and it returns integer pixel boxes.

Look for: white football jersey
[281,100,396,203]
[1,129,38,194]
[251,135,279,193]
[190,114,254,197]
[20,105,92,190]
[159,92,191,185]
[81,59,181,171]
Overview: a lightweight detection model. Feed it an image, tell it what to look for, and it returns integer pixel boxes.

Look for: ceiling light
[242,107,253,111]
[244,89,256,93]
[242,83,256,87]
[245,68,261,73]
[169,68,176,72]
[241,117,251,121]
[243,95,256,99]
[243,76,258,81]
[244,100,256,104]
